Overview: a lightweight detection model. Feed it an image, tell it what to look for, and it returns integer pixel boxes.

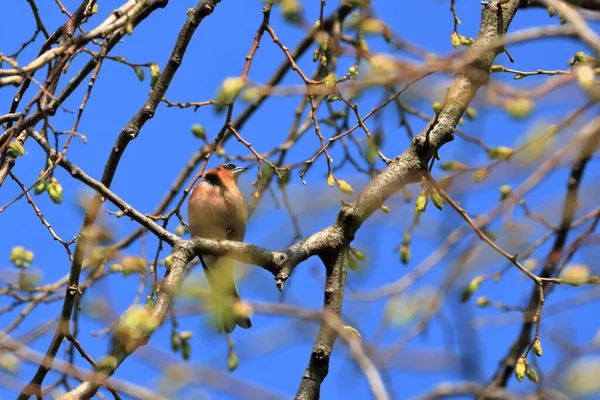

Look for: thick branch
[294,1,523,397]
[61,242,194,399]
[523,0,600,11]
[26,2,524,398]
[337,0,522,238]
[296,249,349,400]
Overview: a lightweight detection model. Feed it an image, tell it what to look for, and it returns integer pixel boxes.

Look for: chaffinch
[188,163,252,333]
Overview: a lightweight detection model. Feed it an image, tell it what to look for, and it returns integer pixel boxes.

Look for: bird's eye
[223,163,236,170]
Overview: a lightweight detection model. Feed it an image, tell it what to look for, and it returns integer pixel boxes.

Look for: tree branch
[25,2,526,398]
[485,118,600,391]
[522,0,600,11]
[0,0,146,85]
[17,0,225,397]
[296,249,349,399]
[295,1,523,397]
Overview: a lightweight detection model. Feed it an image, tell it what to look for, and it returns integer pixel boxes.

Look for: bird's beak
[232,166,248,177]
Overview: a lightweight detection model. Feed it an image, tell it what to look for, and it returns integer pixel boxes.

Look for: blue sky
[1,1,599,399]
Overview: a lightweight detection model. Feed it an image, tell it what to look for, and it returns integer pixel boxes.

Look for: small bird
[188,163,252,333]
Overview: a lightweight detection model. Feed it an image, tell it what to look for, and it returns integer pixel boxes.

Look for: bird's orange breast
[188,181,247,242]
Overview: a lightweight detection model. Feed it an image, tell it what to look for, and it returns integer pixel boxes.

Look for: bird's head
[204,163,248,186]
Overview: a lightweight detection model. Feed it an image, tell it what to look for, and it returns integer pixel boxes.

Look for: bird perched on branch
[188,163,252,333]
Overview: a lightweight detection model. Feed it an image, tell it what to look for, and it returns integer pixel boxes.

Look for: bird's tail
[200,255,252,334]
[228,284,252,331]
